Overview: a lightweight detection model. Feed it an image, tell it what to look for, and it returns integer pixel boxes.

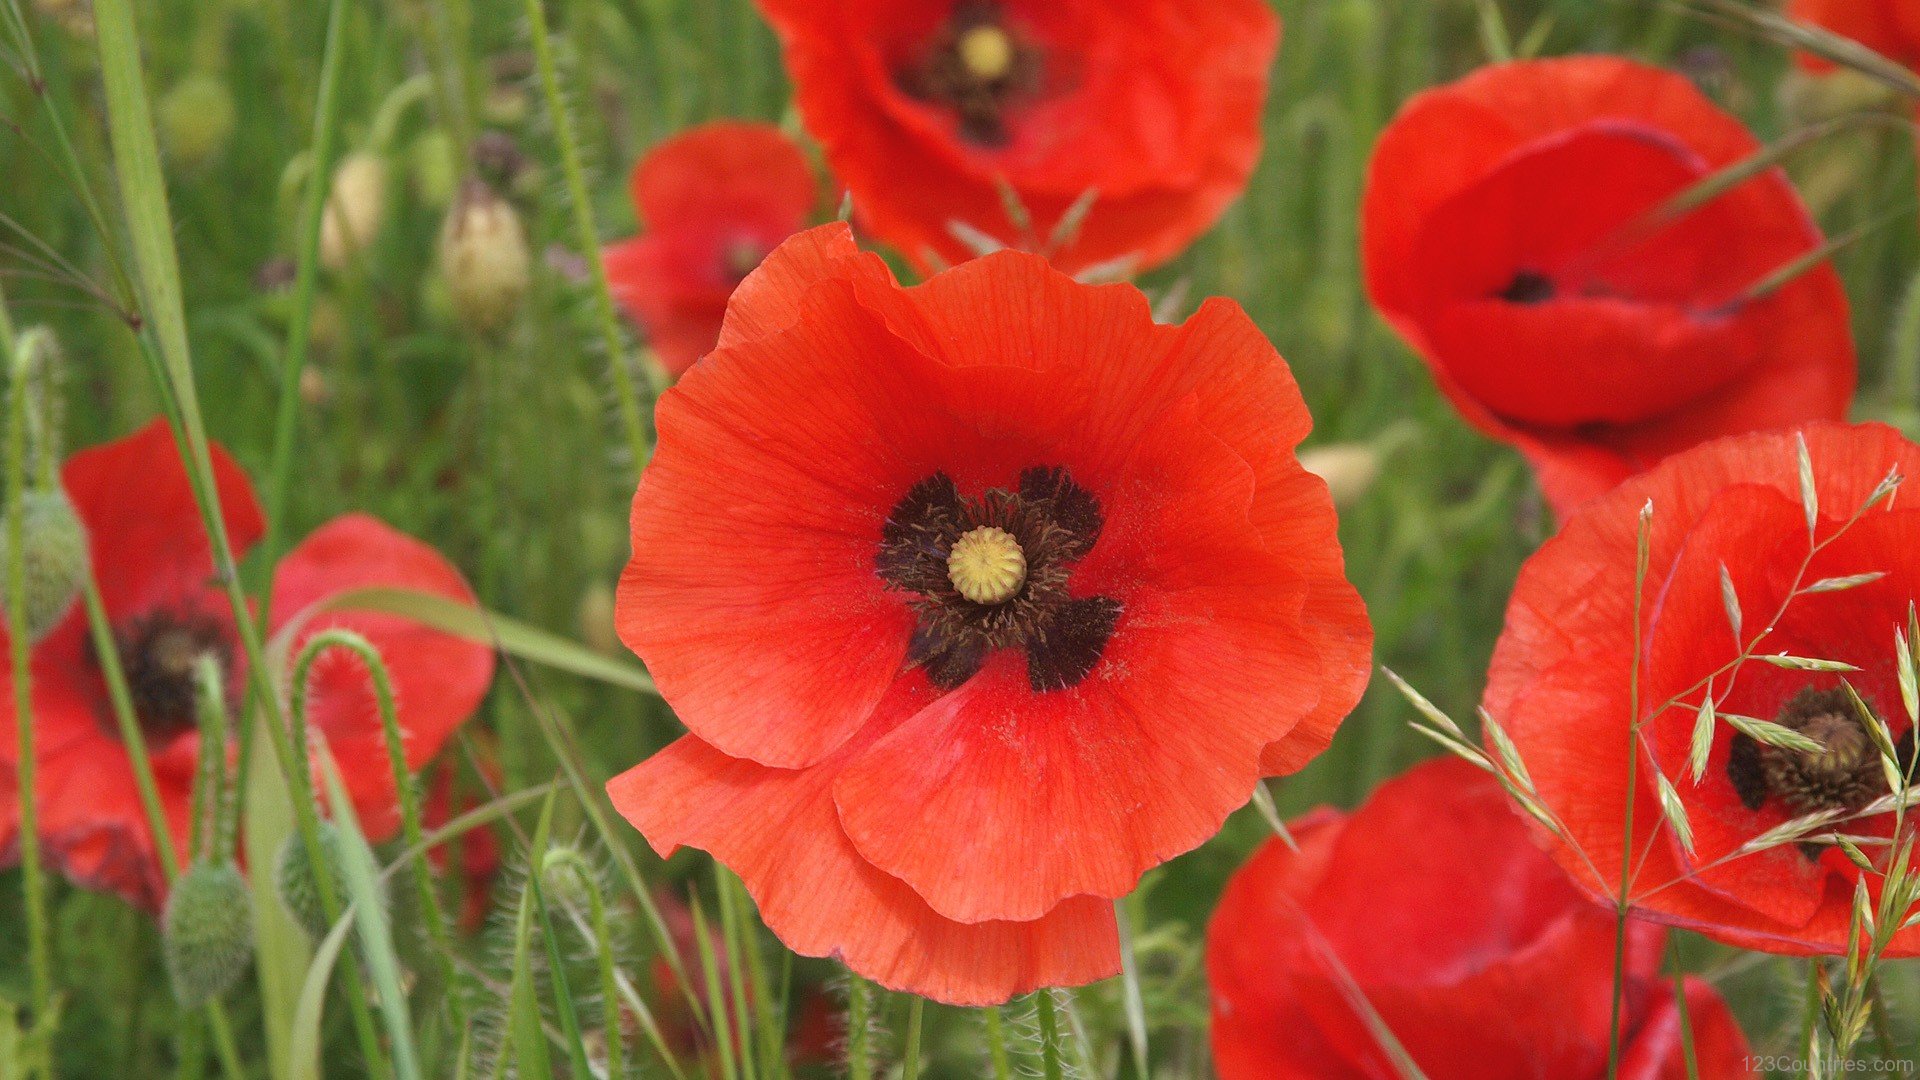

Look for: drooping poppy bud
[274,822,385,940]
[0,489,88,645]
[162,862,255,1008]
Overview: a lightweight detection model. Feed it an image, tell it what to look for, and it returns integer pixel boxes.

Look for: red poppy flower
[752,0,1277,276]
[1207,757,1754,1080]
[604,122,818,377]
[606,222,1371,1004]
[1362,56,1855,514]
[0,420,495,910]
[423,748,503,935]
[1789,0,1920,71]
[1487,422,1920,957]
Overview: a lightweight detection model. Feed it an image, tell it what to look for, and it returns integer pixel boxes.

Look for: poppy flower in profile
[1362,56,1856,514]
[1207,757,1755,1080]
[604,122,818,377]
[0,420,495,910]
[1487,423,1920,957]
[607,222,1371,1005]
[1789,0,1920,71]
[752,0,1278,276]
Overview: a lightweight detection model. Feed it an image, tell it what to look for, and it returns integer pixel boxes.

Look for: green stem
[984,1006,1012,1080]
[901,997,924,1080]
[342,627,462,1004]
[845,974,872,1080]
[520,0,653,474]
[1,290,54,1070]
[1035,991,1064,1080]
[284,632,409,1080]
[259,0,350,586]
[1607,505,1654,1079]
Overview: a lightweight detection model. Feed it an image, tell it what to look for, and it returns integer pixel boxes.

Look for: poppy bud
[539,844,595,909]
[162,862,254,1008]
[320,152,387,272]
[409,128,460,211]
[159,73,237,170]
[32,0,92,36]
[577,580,618,657]
[439,178,531,333]
[1299,443,1381,509]
[0,488,89,644]
[275,822,385,940]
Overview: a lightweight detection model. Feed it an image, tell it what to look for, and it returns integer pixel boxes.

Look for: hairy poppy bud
[539,844,596,909]
[0,488,88,643]
[162,862,254,1008]
[440,178,530,333]
[159,73,237,170]
[320,152,387,272]
[275,822,385,940]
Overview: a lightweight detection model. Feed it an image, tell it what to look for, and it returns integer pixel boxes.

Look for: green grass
[0,0,1917,1075]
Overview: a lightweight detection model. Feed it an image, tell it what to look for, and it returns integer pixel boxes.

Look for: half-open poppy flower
[607,222,1371,1004]
[1487,423,1920,957]
[1789,0,1920,71]
[604,122,818,376]
[0,420,495,909]
[1363,56,1856,514]
[1207,756,1754,1080]
[752,0,1277,276]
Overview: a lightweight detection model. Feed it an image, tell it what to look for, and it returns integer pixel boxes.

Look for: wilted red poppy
[1363,56,1855,514]
[0,420,495,909]
[1207,757,1754,1080]
[1790,0,1920,71]
[752,0,1277,276]
[607,222,1371,1004]
[604,122,818,376]
[1487,423,1920,957]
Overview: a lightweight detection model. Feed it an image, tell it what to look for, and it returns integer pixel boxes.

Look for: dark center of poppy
[895,2,1042,148]
[877,467,1119,692]
[1497,269,1558,305]
[104,610,234,743]
[1726,688,1912,820]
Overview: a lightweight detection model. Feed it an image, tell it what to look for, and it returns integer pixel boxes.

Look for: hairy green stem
[520,0,653,473]
[1035,991,1064,1080]
[1,289,54,1073]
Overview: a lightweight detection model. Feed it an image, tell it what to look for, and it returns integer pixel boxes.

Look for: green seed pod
[0,489,89,644]
[162,862,254,1008]
[274,822,385,940]
[159,73,238,170]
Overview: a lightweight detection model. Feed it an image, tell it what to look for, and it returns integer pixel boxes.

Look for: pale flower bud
[440,178,531,332]
[1299,443,1381,509]
[320,152,387,272]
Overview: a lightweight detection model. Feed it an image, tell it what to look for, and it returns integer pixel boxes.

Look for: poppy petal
[607,677,1120,1006]
[60,418,264,622]
[270,513,494,841]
